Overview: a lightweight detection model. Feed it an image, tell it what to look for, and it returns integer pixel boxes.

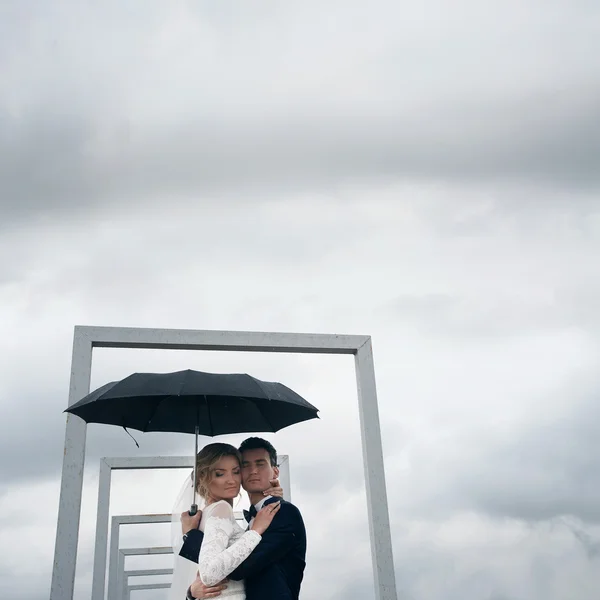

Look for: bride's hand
[181,510,202,535]
[250,501,281,535]
[264,478,283,498]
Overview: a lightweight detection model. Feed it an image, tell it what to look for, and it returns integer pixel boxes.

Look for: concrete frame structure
[123,569,173,600]
[51,325,397,600]
[118,547,172,599]
[93,456,191,600]
[127,583,171,599]
[109,514,172,600]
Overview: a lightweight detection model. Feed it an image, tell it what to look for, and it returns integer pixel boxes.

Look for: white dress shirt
[247,495,273,528]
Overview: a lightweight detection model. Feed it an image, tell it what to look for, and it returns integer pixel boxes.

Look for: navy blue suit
[180,497,306,600]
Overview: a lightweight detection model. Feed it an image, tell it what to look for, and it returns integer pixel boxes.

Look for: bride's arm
[198,502,262,586]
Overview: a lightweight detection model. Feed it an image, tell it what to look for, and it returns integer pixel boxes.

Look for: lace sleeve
[198,501,262,586]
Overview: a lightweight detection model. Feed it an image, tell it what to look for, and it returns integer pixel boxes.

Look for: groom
[180,437,307,600]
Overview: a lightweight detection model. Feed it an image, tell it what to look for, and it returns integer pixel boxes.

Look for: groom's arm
[179,528,204,563]
[228,503,304,580]
[179,510,203,564]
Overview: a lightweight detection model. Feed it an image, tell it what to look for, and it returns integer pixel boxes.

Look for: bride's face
[207,455,242,501]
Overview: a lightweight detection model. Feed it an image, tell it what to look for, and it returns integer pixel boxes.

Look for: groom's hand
[189,574,227,598]
[263,478,283,498]
[181,510,202,535]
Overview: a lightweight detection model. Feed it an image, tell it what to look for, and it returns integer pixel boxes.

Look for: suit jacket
[180,497,306,600]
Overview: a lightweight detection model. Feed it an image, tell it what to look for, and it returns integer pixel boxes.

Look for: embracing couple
[171,437,306,600]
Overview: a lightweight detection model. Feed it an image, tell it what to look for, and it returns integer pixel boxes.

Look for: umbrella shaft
[192,425,199,506]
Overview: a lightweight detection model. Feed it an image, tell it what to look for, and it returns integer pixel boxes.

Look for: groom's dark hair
[238,437,278,467]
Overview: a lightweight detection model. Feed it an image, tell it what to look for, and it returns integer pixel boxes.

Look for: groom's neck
[248,491,267,506]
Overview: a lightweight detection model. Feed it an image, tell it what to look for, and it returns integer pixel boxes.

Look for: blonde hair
[194,442,242,500]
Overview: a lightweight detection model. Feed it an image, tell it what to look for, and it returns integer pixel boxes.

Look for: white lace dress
[197,500,261,599]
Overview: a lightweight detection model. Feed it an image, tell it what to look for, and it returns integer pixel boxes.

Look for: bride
[170,443,282,599]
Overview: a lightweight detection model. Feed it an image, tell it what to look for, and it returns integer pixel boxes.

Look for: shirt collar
[253,495,273,511]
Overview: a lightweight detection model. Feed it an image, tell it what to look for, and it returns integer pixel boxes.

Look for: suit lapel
[263,496,283,507]
[245,497,285,530]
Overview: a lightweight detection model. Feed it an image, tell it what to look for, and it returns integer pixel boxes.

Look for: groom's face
[240,448,279,493]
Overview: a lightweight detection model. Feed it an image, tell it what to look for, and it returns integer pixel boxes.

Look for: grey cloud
[394,543,521,600]
[559,518,600,560]
[386,292,557,338]
[333,577,380,600]
[555,284,600,334]
[451,380,600,524]
[3,3,600,598]
[0,192,378,286]
[391,514,600,599]
[387,278,600,339]
[2,1,600,231]
[3,86,600,230]
[0,386,195,491]
[0,107,94,220]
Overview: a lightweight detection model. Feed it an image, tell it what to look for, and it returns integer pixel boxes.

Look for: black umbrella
[65,369,319,514]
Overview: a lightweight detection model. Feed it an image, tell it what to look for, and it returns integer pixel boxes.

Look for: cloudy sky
[1,1,600,599]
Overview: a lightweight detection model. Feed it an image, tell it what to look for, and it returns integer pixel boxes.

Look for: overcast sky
[1,1,600,599]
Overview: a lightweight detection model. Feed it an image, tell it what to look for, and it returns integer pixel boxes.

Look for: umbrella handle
[190,424,200,517]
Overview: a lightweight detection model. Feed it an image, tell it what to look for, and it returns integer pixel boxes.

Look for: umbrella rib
[144,395,177,432]
[251,398,277,433]
[248,375,272,399]
[204,395,212,436]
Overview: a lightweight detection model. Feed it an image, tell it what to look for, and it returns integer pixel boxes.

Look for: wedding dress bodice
[197,500,261,599]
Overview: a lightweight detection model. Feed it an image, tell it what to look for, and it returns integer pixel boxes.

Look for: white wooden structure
[122,568,173,600]
[50,326,397,600]
[109,514,172,600]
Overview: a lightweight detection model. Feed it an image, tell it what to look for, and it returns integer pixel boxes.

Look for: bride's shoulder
[204,500,234,519]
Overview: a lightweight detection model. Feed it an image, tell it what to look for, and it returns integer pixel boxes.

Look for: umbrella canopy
[65,369,319,435]
[64,369,319,514]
